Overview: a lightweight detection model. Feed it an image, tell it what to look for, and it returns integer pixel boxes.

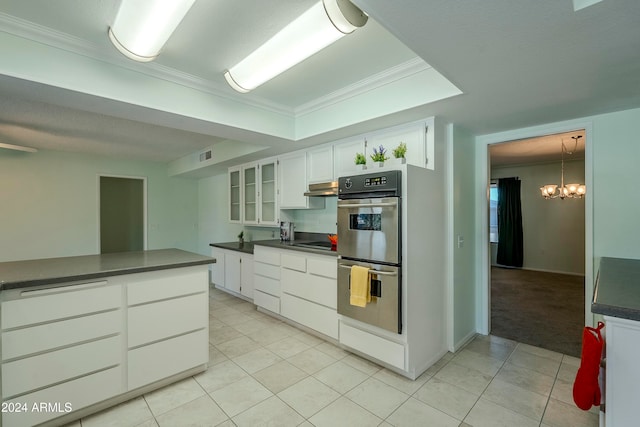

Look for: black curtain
[496,177,523,267]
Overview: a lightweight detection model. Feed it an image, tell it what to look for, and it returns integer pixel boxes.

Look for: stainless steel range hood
[304,181,338,197]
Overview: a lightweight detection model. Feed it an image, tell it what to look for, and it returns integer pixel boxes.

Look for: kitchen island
[592,257,640,427]
[0,249,214,427]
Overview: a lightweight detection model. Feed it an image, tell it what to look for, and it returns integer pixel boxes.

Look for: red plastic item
[573,321,605,411]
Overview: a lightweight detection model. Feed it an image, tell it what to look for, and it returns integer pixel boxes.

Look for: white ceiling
[490,130,586,167]
[1,0,640,170]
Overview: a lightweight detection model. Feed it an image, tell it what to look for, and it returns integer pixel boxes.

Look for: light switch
[457,235,464,249]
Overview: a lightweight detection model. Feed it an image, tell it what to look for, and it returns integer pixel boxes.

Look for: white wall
[491,160,585,275]
[592,108,640,261]
[288,197,338,234]
[451,125,477,349]
[474,106,640,332]
[0,150,199,262]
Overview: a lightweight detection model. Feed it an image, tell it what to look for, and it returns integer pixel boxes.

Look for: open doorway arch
[475,119,594,335]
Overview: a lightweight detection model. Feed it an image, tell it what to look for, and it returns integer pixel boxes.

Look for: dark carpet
[491,266,585,358]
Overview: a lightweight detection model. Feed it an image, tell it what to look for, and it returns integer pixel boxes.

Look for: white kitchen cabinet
[125,267,208,390]
[307,144,334,183]
[228,166,242,223]
[279,250,339,339]
[1,281,124,427]
[258,158,279,226]
[279,152,324,209]
[243,163,258,224]
[367,119,432,169]
[253,246,282,314]
[333,136,366,179]
[228,159,279,226]
[224,251,241,294]
[213,248,253,299]
[602,315,640,427]
[211,247,226,287]
[240,253,254,299]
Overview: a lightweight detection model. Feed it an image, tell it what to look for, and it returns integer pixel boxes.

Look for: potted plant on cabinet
[354,152,367,170]
[392,142,407,164]
[238,231,244,245]
[370,145,389,167]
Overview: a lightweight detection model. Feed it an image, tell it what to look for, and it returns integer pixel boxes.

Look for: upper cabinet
[228,166,242,223]
[307,145,334,184]
[258,158,278,226]
[279,152,324,210]
[333,137,366,179]
[367,118,433,170]
[243,163,258,224]
[228,158,279,226]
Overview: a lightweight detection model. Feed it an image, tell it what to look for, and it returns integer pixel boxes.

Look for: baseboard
[491,264,585,277]
[452,330,477,353]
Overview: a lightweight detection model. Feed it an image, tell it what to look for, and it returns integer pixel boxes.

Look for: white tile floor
[67,286,600,427]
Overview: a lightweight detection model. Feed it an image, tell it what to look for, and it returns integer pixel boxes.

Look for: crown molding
[295,57,431,116]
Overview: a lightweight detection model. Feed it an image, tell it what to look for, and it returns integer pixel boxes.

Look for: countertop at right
[592,257,640,321]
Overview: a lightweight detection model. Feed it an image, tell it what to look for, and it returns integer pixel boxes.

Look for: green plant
[370,145,389,162]
[392,142,407,159]
[238,231,244,240]
[354,152,367,165]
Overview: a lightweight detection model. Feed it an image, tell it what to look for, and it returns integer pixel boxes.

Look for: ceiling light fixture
[224,0,368,93]
[0,142,37,153]
[540,135,586,199]
[108,0,196,62]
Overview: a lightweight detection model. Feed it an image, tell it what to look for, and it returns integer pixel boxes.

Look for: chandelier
[540,135,586,199]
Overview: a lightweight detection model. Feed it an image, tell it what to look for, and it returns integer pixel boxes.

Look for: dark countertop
[0,249,215,291]
[210,241,255,254]
[210,239,338,257]
[592,257,640,321]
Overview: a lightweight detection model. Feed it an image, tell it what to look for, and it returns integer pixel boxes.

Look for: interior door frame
[476,118,594,334]
[97,174,148,253]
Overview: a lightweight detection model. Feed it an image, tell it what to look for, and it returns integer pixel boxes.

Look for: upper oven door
[337,197,400,264]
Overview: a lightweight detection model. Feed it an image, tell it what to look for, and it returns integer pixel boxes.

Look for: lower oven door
[337,259,401,334]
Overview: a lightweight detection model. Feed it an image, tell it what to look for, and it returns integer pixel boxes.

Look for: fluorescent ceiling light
[224,0,368,93]
[108,0,196,62]
[0,142,37,153]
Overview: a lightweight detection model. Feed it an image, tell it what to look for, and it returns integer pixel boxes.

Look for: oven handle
[338,264,398,276]
[337,202,398,208]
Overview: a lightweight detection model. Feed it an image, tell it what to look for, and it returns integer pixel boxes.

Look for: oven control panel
[338,170,400,197]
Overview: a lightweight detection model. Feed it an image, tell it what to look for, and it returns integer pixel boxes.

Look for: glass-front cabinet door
[228,166,242,223]
[259,159,278,226]
[243,164,258,224]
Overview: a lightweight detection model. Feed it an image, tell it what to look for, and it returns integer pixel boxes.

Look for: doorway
[487,131,586,356]
[99,175,147,253]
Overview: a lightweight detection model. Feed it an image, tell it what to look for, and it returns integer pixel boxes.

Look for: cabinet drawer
[2,310,122,361]
[308,256,337,279]
[340,321,405,369]
[282,252,307,272]
[282,268,336,309]
[127,267,207,305]
[254,261,280,280]
[128,329,207,390]
[2,366,122,427]
[1,283,120,329]
[254,247,281,265]
[253,290,280,314]
[128,293,207,348]
[2,335,121,398]
[254,274,280,296]
[281,293,338,339]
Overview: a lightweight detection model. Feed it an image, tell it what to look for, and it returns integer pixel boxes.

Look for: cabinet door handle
[20,280,108,297]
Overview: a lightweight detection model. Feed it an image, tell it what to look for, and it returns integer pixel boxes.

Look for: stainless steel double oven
[337,170,402,334]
